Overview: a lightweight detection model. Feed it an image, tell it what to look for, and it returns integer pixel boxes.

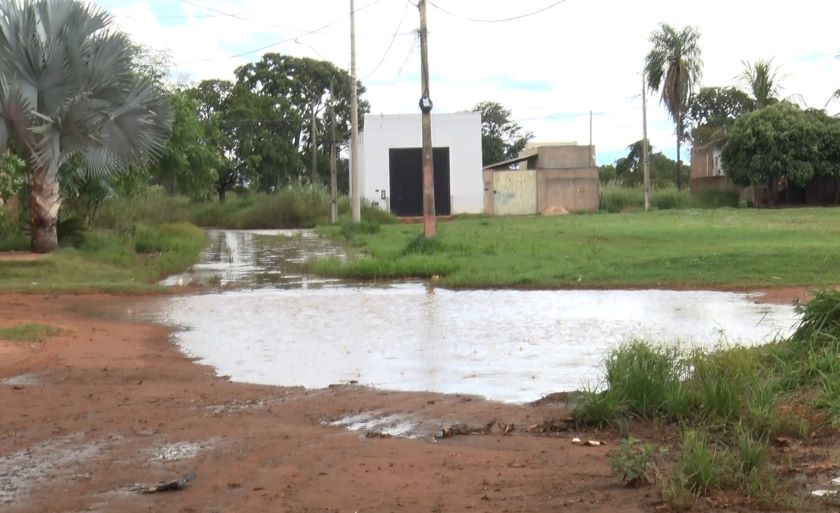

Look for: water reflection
[160,229,345,288]
[150,230,799,402]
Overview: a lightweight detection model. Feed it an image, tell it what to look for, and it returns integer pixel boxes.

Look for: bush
[402,234,445,255]
[610,437,659,486]
[651,187,690,210]
[605,341,684,419]
[693,189,740,208]
[0,208,27,251]
[600,185,643,213]
[190,186,333,229]
[572,386,626,428]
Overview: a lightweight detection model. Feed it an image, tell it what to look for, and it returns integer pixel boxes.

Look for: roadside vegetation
[592,290,840,509]
[0,323,62,342]
[314,208,840,288]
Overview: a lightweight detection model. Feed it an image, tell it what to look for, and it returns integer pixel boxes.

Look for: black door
[388,147,451,216]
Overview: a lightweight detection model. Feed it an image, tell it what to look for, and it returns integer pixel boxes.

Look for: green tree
[687,87,753,146]
[739,58,783,110]
[235,54,369,185]
[644,23,703,190]
[0,151,24,204]
[612,139,681,188]
[0,1,170,252]
[151,90,219,200]
[722,102,819,205]
[472,101,533,166]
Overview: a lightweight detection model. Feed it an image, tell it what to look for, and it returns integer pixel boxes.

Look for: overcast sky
[96,0,840,165]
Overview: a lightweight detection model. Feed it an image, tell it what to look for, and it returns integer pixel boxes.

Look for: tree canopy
[722,102,840,203]
[687,87,754,146]
[472,101,533,166]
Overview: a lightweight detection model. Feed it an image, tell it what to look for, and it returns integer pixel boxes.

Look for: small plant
[610,436,658,486]
[340,221,381,239]
[604,341,683,419]
[678,430,723,494]
[402,234,445,255]
[658,471,697,511]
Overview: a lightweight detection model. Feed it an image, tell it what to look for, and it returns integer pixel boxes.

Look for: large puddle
[149,230,799,403]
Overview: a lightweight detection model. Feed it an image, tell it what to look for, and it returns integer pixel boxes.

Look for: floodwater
[150,230,799,404]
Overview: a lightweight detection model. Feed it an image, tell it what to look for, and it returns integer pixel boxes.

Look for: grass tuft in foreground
[0,323,61,342]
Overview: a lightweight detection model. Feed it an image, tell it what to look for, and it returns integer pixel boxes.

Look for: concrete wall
[535,145,595,169]
[690,175,739,195]
[359,112,483,214]
[536,168,599,213]
[690,145,724,179]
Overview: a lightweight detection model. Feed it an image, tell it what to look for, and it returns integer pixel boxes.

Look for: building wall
[536,168,599,213]
[536,145,595,169]
[360,112,483,214]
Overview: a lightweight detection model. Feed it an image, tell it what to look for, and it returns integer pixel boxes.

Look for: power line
[427,0,568,23]
[174,0,385,66]
[361,0,413,79]
[392,34,420,84]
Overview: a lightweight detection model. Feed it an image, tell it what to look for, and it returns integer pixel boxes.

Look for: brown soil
[0,252,43,262]
[0,293,831,513]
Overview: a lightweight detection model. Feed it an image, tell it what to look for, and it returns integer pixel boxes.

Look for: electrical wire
[426,0,568,23]
[175,0,385,65]
[361,0,413,79]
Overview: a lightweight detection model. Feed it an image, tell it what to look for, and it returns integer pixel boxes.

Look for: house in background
[483,143,600,215]
[359,112,483,216]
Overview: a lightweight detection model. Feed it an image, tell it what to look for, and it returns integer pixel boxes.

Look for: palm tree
[739,58,783,109]
[644,23,702,190]
[0,0,170,253]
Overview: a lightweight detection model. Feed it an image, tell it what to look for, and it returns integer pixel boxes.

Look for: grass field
[315,208,840,289]
[0,222,205,293]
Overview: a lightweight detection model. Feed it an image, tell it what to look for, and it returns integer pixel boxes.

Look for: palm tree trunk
[675,112,682,190]
[29,166,61,253]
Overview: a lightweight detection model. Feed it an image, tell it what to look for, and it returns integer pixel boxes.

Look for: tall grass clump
[605,341,685,419]
[600,184,643,212]
[650,187,691,210]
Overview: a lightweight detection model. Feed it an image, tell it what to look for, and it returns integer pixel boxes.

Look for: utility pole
[329,81,338,224]
[642,74,651,211]
[418,0,436,238]
[310,105,318,183]
[588,110,593,166]
[350,0,361,223]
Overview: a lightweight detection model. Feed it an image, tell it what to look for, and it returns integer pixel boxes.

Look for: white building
[359,112,483,215]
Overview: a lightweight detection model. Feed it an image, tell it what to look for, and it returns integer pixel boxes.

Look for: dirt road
[1,294,656,513]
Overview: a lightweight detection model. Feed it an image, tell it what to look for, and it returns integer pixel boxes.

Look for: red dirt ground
[0,291,832,513]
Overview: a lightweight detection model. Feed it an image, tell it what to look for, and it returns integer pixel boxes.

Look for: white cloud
[97,0,840,163]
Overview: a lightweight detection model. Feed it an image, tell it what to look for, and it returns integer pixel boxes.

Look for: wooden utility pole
[350,0,361,223]
[642,74,651,211]
[329,81,338,224]
[588,110,593,165]
[418,0,436,238]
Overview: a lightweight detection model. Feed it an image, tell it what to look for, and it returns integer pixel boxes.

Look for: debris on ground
[571,437,604,446]
[436,420,513,440]
[525,418,572,434]
[137,471,196,494]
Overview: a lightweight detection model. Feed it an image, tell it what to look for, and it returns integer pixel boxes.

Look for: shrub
[610,437,659,486]
[693,189,739,208]
[402,234,445,255]
[604,341,683,418]
[651,187,690,210]
[572,386,625,428]
[600,185,643,212]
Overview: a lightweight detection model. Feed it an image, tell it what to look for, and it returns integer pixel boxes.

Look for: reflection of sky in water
[160,229,346,289]
[153,230,800,403]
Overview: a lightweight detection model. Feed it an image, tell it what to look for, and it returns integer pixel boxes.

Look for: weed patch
[0,323,61,342]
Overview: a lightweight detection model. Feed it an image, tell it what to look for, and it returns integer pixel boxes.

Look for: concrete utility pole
[418,0,436,238]
[642,74,651,211]
[350,0,361,223]
[310,106,318,182]
[330,81,338,224]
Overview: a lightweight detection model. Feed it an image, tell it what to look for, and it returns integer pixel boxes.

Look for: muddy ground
[0,291,833,513]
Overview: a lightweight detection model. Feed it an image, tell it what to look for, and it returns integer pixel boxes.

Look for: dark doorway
[388,147,451,216]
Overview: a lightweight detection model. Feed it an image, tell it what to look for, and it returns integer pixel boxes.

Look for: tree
[644,23,703,190]
[739,58,783,110]
[0,1,170,252]
[611,139,681,188]
[235,54,369,185]
[722,102,819,205]
[472,101,533,166]
[151,90,219,200]
[686,87,753,146]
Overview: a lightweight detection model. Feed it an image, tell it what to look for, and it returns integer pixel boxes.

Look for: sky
[95,0,840,165]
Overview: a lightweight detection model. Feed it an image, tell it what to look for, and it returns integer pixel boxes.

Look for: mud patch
[326,411,433,440]
[0,433,114,505]
[1,373,42,386]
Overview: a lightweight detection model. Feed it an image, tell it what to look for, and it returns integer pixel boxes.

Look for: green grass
[599,185,739,213]
[314,208,840,288]
[0,322,61,342]
[0,222,205,293]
